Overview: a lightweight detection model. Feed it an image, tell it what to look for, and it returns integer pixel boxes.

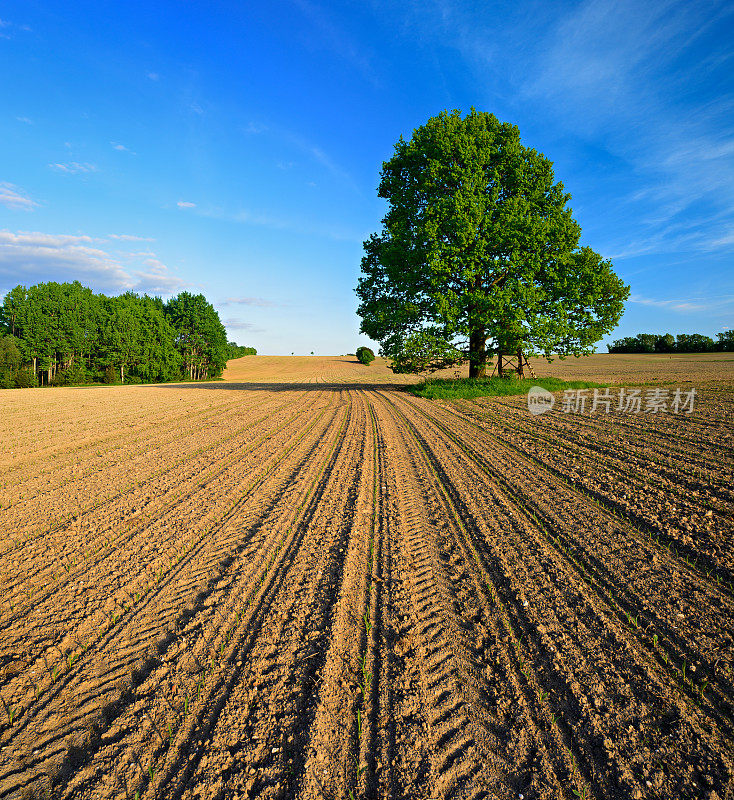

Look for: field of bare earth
[0,354,732,800]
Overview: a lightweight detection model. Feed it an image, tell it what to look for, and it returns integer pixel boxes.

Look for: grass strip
[409,375,604,400]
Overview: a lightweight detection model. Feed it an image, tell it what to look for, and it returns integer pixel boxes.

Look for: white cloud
[399,1,734,258]
[0,230,186,295]
[522,0,734,253]
[50,162,97,174]
[0,183,37,211]
[243,122,268,135]
[111,142,131,152]
[629,293,734,313]
[16,116,32,124]
[107,233,155,242]
[224,317,264,332]
[192,204,363,241]
[177,200,196,209]
[147,72,160,81]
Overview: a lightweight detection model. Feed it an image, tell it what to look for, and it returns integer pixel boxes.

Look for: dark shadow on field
[155,381,412,392]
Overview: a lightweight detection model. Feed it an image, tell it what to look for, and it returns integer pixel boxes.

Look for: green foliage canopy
[608,332,729,354]
[356,109,629,375]
[0,282,232,387]
[355,346,375,365]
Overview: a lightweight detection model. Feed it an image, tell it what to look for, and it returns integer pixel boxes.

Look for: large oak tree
[356,109,629,376]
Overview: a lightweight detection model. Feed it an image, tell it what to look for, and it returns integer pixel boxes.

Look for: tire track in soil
[462,401,734,576]
[0,391,307,606]
[35,391,355,800]
[406,396,734,727]
[0,394,347,798]
[0,392,256,512]
[384,391,733,799]
[372,392,570,800]
[0,393,331,710]
[0,390,325,634]
[0,390,245,488]
[142,391,360,800]
[291,392,375,800]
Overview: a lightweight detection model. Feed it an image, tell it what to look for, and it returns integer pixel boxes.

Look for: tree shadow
[154,381,412,392]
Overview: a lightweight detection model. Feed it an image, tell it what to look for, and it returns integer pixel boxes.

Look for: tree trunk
[516,348,524,379]
[120,364,125,384]
[497,350,504,378]
[469,327,487,378]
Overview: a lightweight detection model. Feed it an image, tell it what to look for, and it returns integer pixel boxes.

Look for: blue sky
[1,0,732,354]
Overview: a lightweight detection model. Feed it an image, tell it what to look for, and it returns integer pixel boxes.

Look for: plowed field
[1,355,732,800]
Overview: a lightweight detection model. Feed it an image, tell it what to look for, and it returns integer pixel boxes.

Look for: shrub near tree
[356,346,375,365]
[357,109,629,377]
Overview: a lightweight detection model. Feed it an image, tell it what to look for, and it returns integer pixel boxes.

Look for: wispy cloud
[147,72,160,81]
[110,142,134,153]
[107,233,155,242]
[241,119,357,189]
[222,207,363,241]
[177,200,196,208]
[629,292,734,313]
[522,0,734,253]
[291,0,379,85]
[401,1,734,258]
[220,296,278,307]
[0,230,186,295]
[243,121,268,135]
[50,162,97,174]
[283,130,357,189]
[16,116,33,124]
[709,226,734,249]
[0,183,38,211]
[0,17,30,38]
[224,317,264,332]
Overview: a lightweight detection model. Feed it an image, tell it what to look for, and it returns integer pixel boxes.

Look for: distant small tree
[356,346,375,365]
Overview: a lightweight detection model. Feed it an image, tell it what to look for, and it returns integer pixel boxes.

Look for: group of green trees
[608,331,734,354]
[0,281,254,389]
[356,109,629,376]
[226,342,257,359]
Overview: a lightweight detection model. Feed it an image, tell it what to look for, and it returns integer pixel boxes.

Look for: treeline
[608,331,734,354]
[0,281,255,389]
[227,342,257,359]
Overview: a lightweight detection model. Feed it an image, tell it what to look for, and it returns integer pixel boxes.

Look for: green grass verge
[409,375,604,399]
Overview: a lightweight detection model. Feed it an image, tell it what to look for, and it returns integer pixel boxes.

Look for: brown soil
[0,355,732,800]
